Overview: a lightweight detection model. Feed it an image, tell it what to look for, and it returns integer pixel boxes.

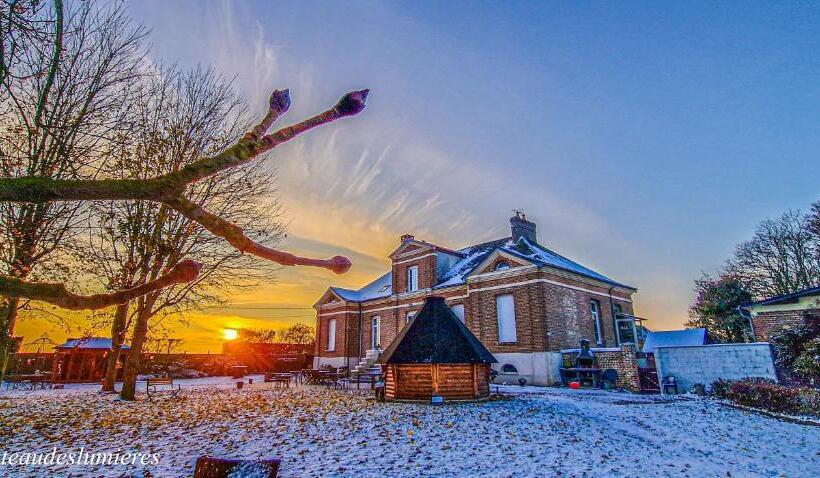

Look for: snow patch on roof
[435,238,510,289]
[332,272,392,302]
[642,329,707,353]
[56,337,129,349]
[513,238,630,288]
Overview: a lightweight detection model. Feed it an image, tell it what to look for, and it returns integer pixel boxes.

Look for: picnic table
[229,365,248,379]
[264,372,293,388]
[343,371,382,390]
[4,373,53,391]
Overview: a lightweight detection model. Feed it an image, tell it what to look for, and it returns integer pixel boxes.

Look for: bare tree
[279,323,314,345]
[237,328,278,344]
[725,210,820,299]
[809,200,820,239]
[85,67,287,399]
[0,0,146,377]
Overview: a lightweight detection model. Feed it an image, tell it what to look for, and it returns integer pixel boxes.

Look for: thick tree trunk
[0,298,21,383]
[102,303,128,392]
[120,295,157,400]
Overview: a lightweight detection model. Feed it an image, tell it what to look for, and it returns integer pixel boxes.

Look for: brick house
[746,286,820,342]
[313,213,640,385]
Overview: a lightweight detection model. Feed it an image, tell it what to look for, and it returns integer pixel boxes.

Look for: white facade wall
[655,343,777,394]
[491,352,563,386]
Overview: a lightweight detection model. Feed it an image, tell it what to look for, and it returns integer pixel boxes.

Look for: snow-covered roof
[331,272,392,302]
[329,235,634,303]
[642,329,706,353]
[437,237,633,290]
[56,337,129,350]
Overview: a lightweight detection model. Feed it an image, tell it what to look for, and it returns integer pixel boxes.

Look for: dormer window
[406,266,419,292]
[495,261,510,271]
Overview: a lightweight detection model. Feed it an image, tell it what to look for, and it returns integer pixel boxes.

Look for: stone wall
[561,345,641,392]
[654,343,777,394]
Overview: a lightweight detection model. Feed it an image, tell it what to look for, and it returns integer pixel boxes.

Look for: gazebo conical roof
[379,296,496,364]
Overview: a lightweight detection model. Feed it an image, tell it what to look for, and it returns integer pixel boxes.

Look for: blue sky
[106,0,820,349]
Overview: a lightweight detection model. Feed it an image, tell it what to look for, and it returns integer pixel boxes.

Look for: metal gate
[638,367,660,393]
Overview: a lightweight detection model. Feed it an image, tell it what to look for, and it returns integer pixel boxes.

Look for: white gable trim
[388,240,436,259]
[393,252,437,265]
[468,250,536,278]
[468,278,633,303]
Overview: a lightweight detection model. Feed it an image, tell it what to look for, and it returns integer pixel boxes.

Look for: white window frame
[406,266,419,292]
[326,319,336,352]
[591,300,603,345]
[451,303,465,323]
[615,316,638,345]
[406,311,415,324]
[496,294,517,343]
[371,316,381,349]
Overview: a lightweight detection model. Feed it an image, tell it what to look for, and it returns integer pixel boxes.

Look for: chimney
[510,211,537,244]
[400,234,415,243]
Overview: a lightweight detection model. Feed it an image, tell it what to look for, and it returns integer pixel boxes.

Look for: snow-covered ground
[1,376,818,477]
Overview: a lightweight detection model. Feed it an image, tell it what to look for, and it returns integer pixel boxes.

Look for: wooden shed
[52,337,128,383]
[378,296,497,401]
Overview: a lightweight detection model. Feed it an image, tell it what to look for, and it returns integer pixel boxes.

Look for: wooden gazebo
[378,296,497,401]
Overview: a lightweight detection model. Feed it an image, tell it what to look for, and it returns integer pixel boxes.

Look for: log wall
[385,363,490,401]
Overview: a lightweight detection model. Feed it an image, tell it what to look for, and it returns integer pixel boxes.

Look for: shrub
[799,388,820,416]
[771,320,820,385]
[793,337,820,382]
[710,378,734,399]
[726,381,803,414]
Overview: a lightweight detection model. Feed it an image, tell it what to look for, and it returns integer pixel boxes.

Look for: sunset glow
[223,329,238,341]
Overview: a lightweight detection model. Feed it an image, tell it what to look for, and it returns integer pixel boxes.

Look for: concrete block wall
[655,343,777,394]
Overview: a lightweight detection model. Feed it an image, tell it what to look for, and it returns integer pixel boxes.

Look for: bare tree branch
[0,259,200,310]
[0,89,369,203]
[164,195,351,274]
[0,88,368,307]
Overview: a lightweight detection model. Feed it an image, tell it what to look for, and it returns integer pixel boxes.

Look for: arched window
[495,261,510,271]
[501,364,518,374]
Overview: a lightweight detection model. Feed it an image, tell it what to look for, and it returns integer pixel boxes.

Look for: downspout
[608,287,617,347]
[357,302,363,364]
[737,305,755,343]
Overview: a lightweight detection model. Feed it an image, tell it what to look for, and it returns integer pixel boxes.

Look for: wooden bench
[146,377,181,399]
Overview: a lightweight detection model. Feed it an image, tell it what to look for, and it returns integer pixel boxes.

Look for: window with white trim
[590,300,603,345]
[327,319,336,352]
[451,304,465,323]
[495,261,510,271]
[406,266,419,292]
[496,294,517,343]
[406,311,415,324]
[371,316,381,349]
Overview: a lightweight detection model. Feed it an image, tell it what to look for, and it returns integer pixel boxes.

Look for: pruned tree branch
[0,259,201,310]
[0,88,368,308]
[164,195,351,274]
[0,89,369,204]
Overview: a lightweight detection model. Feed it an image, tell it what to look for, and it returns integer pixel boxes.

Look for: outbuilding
[52,337,128,383]
[378,296,497,401]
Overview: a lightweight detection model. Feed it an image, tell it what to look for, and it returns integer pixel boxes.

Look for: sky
[16,1,820,352]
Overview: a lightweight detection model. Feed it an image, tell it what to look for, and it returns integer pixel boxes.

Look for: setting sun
[223,328,238,341]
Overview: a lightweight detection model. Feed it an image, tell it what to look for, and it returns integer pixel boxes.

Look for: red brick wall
[562,345,641,392]
[751,309,817,342]
[392,252,437,294]
[317,260,636,360]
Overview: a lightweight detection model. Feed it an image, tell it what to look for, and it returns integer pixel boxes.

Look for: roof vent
[510,210,537,244]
